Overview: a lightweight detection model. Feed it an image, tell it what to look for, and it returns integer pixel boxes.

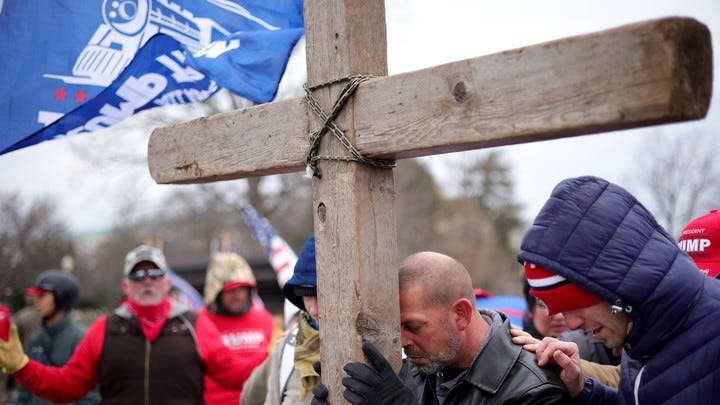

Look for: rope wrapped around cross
[304,75,396,178]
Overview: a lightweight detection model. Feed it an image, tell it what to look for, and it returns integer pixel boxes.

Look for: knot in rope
[304,75,396,178]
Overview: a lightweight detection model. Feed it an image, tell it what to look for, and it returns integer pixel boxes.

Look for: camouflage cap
[123,245,169,276]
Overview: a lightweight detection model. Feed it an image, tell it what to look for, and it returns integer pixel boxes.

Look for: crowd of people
[2,175,719,404]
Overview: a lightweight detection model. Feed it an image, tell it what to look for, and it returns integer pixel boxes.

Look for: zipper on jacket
[633,365,645,405]
[145,340,151,405]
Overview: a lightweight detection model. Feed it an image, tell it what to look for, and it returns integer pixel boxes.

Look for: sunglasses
[127,268,167,282]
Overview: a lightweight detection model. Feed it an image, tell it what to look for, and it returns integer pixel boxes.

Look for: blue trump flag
[0,0,304,155]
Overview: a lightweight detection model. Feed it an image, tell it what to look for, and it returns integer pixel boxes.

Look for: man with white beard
[0,245,260,404]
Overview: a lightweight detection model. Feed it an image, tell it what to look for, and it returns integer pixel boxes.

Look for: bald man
[320,252,569,405]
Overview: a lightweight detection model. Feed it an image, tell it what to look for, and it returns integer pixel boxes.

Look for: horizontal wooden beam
[148,17,712,184]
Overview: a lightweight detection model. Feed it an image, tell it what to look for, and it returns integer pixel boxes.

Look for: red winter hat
[523,262,603,315]
[678,210,720,279]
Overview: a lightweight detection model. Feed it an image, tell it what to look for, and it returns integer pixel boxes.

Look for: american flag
[238,201,299,325]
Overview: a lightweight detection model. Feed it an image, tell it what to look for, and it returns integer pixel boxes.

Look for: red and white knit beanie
[523,262,603,315]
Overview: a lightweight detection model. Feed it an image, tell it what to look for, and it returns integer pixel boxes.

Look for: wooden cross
[147,2,711,401]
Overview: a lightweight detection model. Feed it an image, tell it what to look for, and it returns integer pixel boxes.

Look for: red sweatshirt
[202,305,274,404]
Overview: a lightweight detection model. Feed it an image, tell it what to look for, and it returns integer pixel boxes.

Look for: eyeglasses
[127,268,167,282]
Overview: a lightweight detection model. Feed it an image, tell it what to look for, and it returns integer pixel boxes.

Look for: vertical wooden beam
[304,1,401,402]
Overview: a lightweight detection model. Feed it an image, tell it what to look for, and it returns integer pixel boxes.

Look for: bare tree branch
[636,130,720,236]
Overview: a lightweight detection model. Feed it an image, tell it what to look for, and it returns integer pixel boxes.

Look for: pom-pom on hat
[523,262,603,315]
[283,234,317,311]
[678,210,720,279]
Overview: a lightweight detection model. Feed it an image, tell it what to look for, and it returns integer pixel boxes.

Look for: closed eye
[402,322,424,334]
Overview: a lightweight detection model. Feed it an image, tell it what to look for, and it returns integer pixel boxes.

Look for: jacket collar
[115,299,188,319]
[460,309,521,394]
[43,312,73,336]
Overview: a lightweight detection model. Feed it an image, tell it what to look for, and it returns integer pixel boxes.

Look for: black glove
[341,342,417,405]
[311,361,330,405]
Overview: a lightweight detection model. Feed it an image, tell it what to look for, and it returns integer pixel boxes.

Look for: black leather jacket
[402,309,569,405]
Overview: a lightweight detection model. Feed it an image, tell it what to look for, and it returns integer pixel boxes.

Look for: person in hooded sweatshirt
[517,175,720,404]
[201,252,275,404]
[242,234,322,405]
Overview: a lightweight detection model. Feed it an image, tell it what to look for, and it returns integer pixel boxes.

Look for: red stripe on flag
[275,261,290,275]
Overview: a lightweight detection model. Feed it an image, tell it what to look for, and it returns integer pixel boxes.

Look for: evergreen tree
[456,151,523,251]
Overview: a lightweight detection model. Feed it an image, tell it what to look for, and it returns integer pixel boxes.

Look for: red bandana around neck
[126,299,171,343]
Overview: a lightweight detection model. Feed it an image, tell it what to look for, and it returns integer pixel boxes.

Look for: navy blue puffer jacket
[518,176,720,404]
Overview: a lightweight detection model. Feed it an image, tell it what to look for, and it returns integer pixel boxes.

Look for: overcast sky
[0,0,718,234]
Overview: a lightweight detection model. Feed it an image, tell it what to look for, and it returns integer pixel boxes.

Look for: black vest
[100,312,204,405]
